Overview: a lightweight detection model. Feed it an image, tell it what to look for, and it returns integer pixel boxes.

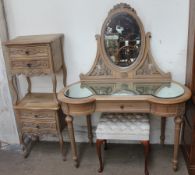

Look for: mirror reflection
[104,13,141,67]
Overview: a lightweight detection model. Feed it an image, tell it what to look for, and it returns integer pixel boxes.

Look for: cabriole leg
[96,139,104,173]
[55,112,66,161]
[22,134,38,158]
[58,132,65,161]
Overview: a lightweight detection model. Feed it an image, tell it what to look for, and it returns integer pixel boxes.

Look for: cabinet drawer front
[11,60,50,69]
[22,121,56,129]
[21,120,57,135]
[22,128,57,135]
[20,111,56,121]
[96,101,150,113]
[9,45,49,58]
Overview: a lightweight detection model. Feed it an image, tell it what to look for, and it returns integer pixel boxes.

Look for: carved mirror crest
[80,3,171,82]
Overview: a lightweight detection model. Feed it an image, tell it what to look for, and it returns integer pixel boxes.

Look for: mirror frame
[100,4,146,71]
[80,3,171,83]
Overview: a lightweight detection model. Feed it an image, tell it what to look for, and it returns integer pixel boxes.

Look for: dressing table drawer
[96,101,150,113]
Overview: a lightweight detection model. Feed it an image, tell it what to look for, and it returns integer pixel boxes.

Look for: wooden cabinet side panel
[51,38,63,72]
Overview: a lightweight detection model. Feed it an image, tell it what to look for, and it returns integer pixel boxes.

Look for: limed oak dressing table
[58,3,191,171]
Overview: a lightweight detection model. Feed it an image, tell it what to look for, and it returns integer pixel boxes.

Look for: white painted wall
[3,0,189,144]
[0,41,19,144]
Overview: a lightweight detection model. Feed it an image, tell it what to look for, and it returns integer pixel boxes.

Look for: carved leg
[26,77,31,93]
[141,141,150,175]
[86,114,93,145]
[36,136,40,142]
[172,116,183,171]
[66,115,79,167]
[58,132,65,161]
[96,139,105,173]
[21,134,31,158]
[160,117,166,145]
[59,35,67,87]
[11,75,19,104]
[22,135,38,158]
[57,127,65,161]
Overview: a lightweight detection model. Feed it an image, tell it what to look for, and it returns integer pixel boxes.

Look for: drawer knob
[34,115,38,118]
[25,51,30,55]
[36,125,40,129]
[120,105,124,109]
[27,63,32,67]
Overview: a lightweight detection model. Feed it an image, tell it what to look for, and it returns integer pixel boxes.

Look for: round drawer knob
[120,105,124,109]
[34,115,38,118]
[27,63,32,67]
[36,125,40,129]
[25,51,30,55]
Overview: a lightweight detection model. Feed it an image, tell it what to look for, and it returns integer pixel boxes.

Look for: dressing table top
[59,81,190,105]
[64,81,185,99]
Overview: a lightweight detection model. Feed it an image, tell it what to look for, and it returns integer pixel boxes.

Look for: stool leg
[96,139,104,173]
[141,141,150,175]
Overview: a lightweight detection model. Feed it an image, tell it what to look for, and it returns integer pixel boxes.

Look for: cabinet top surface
[14,93,59,110]
[4,34,63,45]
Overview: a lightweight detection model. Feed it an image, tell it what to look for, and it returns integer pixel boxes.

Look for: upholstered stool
[96,113,150,175]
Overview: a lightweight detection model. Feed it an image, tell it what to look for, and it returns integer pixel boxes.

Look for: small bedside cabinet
[4,34,67,159]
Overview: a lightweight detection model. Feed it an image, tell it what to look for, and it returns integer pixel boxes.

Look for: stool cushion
[96,113,150,141]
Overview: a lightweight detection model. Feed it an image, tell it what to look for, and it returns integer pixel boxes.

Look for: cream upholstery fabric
[96,113,150,140]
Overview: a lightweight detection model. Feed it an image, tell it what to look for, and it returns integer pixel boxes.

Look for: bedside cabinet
[4,34,67,159]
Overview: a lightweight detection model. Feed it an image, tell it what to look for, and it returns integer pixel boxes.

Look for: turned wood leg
[172,116,183,171]
[160,117,166,145]
[141,141,150,175]
[66,115,79,167]
[96,139,105,173]
[86,114,93,145]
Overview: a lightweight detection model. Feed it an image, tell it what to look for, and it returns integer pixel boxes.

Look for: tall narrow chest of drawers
[4,34,67,159]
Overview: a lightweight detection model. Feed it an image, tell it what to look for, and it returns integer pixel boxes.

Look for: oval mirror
[103,12,142,67]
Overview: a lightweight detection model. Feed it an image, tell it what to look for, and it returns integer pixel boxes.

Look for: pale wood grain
[5,34,67,159]
[58,3,191,169]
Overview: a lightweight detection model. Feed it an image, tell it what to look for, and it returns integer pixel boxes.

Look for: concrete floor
[0,142,188,175]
